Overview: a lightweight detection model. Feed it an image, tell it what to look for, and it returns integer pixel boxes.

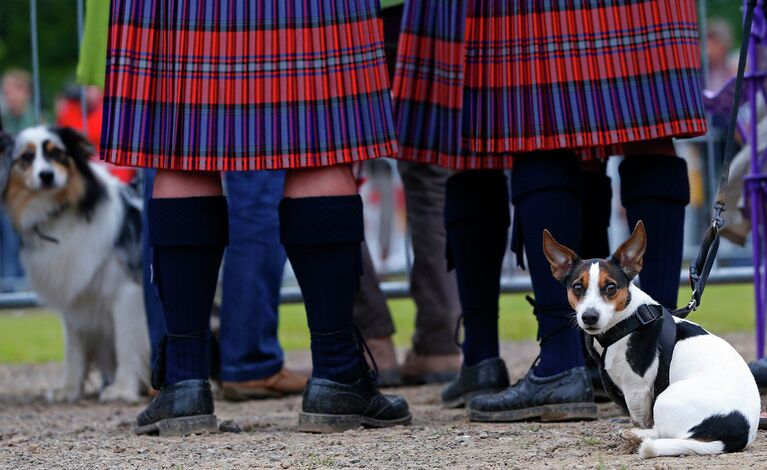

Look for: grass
[0,284,758,364]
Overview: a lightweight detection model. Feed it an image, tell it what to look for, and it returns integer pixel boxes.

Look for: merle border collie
[0,126,148,402]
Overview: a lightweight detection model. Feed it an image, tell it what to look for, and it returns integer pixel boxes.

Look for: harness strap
[587,305,678,415]
[594,304,664,349]
[585,335,628,412]
[654,309,677,400]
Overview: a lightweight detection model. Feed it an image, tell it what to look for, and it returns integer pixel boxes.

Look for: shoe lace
[309,325,379,383]
[453,313,464,348]
[353,324,380,382]
[522,295,574,377]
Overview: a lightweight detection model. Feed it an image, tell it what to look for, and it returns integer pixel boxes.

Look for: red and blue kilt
[101,1,397,171]
[391,0,707,170]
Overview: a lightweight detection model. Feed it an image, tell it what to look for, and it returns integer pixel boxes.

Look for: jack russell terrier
[543,221,760,459]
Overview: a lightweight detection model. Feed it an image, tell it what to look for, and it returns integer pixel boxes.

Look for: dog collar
[594,304,664,349]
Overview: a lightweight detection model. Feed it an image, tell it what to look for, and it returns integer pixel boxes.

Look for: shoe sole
[297,412,412,433]
[441,388,506,409]
[469,402,598,423]
[133,414,218,437]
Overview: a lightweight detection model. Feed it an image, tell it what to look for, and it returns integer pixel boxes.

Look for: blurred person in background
[706,19,736,92]
[55,85,135,184]
[55,85,103,149]
[1,70,35,132]
[0,69,32,290]
[354,0,462,387]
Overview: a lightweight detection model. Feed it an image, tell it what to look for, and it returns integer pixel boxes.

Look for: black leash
[674,0,759,318]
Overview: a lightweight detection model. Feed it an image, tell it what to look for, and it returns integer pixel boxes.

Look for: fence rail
[0,267,753,309]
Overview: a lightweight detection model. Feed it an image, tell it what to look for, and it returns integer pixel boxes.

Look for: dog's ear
[543,229,579,283]
[612,220,647,280]
[53,127,95,163]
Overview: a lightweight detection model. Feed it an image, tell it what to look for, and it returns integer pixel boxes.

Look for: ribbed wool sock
[580,170,613,260]
[148,196,228,386]
[445,171,509,366]
[620,156,690,310]
[512,152,585,377]
[280,195,365,384]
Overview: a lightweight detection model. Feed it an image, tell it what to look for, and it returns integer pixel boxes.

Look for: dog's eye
[572,283,584,295]
[19,152,34,163]
[605,284,617,296]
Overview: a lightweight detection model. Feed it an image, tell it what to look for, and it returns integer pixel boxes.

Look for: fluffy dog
[0,126,148,402]
[543,221,760,458]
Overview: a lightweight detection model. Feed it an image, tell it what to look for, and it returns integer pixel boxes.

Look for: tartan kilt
[101,1,397,171]
[391,0,707,170]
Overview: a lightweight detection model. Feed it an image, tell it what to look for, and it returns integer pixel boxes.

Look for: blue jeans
[0,213,24,291]
[143,170,287,381]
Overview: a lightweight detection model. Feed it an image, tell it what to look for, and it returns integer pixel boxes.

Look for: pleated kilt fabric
[101,1,397,171]
[391,0,707,170]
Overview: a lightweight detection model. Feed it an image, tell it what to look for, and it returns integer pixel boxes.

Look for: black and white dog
[543,221,760,458]
[0,126,148,402]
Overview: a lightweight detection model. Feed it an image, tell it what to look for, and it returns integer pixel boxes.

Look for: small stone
[219,420,242,433]
[280,461,291,469]
[113,447,126,454]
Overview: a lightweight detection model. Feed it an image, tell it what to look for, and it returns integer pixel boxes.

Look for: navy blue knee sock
[512,152,585,377]
[280,196,365,384]
[580,170,612,260]
[148,197,228,386]
[620,156,690,309]
[445,171,509,366]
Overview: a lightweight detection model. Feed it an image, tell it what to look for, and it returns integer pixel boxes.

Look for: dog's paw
[618,428,645,454]
[46,386,82,403]
[100,384,141,403]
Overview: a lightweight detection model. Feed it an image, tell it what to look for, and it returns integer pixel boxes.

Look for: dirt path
[1,334,765,469]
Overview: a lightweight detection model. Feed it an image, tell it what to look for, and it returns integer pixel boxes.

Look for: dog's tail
[639,438,724,459]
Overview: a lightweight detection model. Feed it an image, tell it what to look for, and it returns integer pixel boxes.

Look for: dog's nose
[582,308,599,326]
[39,170,54,186]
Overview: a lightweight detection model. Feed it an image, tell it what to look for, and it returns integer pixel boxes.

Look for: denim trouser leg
[141,170,167,366]
[219,171,287,382]
[0,213,24,291]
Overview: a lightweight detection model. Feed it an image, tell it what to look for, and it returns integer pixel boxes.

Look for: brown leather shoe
[221,368,308,401]
[364,337,401,387]
[400,350,461,385]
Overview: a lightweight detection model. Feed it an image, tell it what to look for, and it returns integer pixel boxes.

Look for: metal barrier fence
[0,267,754,309]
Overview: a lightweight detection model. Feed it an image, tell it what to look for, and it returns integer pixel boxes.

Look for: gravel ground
[1,334,766,469]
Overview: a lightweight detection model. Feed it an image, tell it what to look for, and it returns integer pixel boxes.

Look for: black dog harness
[585,304,677,413]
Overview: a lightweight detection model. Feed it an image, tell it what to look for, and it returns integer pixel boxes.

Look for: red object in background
[56,95,135,184]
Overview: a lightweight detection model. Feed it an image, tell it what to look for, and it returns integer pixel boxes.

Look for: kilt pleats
[101,0,398,171]
[392,0,707,170]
